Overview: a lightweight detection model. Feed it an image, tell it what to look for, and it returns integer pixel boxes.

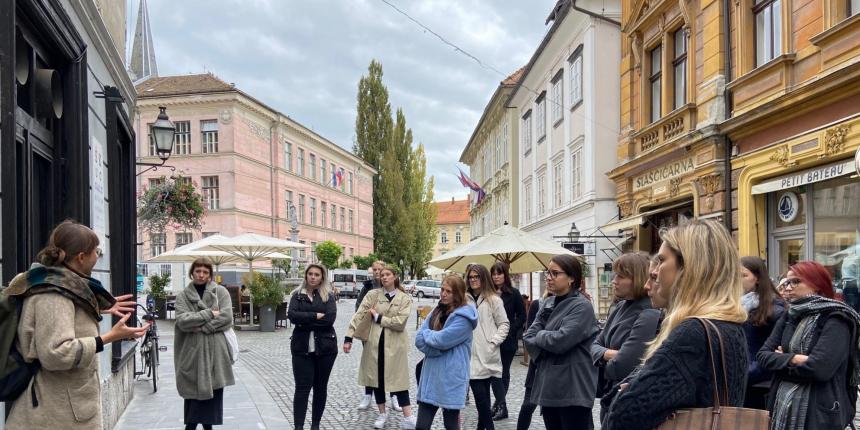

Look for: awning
[600,201,692,232]
[751,159,855,195]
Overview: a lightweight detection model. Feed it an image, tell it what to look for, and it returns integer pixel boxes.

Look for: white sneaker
[373,412,389,429]
[358,394,372,410]
[401,414,417,429]
[390,395,403,412]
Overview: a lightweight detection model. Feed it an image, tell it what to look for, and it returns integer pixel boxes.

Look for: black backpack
[0,292,41,404]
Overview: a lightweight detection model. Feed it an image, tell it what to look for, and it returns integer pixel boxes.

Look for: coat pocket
[813,401,843,428]
[67,376,98,422]
[316,332,338,355]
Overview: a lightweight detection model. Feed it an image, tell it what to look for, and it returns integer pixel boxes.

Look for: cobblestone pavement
[237,298,602,430]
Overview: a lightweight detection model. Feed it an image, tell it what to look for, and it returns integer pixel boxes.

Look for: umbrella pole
[248,260,254,326]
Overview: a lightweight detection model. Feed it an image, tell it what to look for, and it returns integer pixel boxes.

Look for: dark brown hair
[550,254,583,292]
[188,257,214,280]
[740,256,781,326]
[467,264,496,300]
[490,261,514,294]
[432,274,468,330]
[612,252,651,300]
[37,220,100,266]
[380,265,405,292]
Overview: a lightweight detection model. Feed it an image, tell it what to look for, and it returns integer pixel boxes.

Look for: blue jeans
[843,280,859,312]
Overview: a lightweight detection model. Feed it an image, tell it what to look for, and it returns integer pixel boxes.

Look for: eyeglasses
[96,248,104,258]
[467,275,480,281]
[781,278,802,289]
[545,270,564,279]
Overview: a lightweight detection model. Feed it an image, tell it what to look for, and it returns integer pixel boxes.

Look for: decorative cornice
[822,124,850,158]
[668,178,682,197]
[769,145,797,167]
[619,200,634,217]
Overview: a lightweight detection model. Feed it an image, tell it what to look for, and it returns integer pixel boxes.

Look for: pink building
[134,73,375,283]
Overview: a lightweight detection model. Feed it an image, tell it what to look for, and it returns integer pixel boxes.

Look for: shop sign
[777,192,800,223]
[751,159,856,195]
[633,158,695,191]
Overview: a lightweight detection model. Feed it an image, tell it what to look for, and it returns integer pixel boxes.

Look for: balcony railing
[634,103,696,154]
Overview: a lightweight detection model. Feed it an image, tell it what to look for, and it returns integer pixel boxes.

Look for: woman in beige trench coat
[344,266,416,429]
[4,220,148,430]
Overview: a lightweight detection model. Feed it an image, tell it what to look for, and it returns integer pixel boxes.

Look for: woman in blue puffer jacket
[414,274,478,430]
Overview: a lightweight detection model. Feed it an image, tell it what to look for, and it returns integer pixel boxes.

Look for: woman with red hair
[758,260,860,429]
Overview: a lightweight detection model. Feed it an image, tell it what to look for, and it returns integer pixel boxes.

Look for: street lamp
[137,106,176,175]
[568,222,581,243]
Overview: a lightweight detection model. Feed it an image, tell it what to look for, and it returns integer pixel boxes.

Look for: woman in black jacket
[739,256,785,409]
[758,260,860,430]
[489,261,526,421]
[288,264,338,430]
[604,220,749,430]
[516,292,548,430]
[590,252,660,422]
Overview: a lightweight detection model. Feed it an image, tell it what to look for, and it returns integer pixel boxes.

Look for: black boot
[492,401,508,421]
[491,399,499,416]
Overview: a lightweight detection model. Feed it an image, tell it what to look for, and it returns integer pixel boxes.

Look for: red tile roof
[136,73,236,97]
[434,199,470,225]
[502,66,526,86]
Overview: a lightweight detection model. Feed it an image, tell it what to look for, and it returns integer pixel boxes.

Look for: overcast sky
[136,0,555,201]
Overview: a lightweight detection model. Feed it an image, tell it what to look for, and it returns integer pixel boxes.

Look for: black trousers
[469,379,495,430]
[372,329,411,407]
[516,385,538,430]
[491,349,516,403]
[415,401,459,430]
[542,405,593,430]
[292,353,337,428]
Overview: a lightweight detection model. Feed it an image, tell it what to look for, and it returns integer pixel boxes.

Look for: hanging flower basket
[138,176,205,232]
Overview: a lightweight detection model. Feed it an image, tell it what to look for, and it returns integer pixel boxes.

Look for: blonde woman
[604,220,749,430]
[288,264,338,430]
[466,263,510,430]
[344,266,416,429]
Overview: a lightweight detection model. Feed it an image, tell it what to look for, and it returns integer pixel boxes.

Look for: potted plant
[146,272,171,319]
[244,272,284,332]
[138,175,206,233]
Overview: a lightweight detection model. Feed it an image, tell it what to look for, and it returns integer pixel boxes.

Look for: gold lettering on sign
[822,125,849,158]
[633,157,696,191]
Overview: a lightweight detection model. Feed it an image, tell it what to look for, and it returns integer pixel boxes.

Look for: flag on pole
[456,167,486,204]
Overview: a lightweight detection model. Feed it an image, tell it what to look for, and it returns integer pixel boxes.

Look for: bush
[244,271,285,307]
[315,241,343,269]
[147,272,171,300]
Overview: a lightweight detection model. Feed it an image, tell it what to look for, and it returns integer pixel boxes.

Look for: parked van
[331,269,371,298]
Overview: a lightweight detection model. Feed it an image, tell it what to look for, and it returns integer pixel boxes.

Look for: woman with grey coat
[524,255,599,430]
[174,258,236,430]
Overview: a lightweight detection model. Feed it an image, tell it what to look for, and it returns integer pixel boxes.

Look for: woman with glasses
[758,260,860,429]
[466,264,510,430]
[591,252,661,422]
[523,255,599,430]
[488,262,526,421]
[604,220,748,430]
[739,256,785,410]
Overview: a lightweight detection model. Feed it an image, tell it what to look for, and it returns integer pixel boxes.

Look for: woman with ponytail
[4,220,148,430]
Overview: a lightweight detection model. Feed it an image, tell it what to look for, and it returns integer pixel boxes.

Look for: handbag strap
[693,317,729,411]
[702,318,730,405]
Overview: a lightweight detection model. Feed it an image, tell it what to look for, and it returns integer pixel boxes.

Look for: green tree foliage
[243,272,284,307]
[315,240,344,270]
[146,272,170,300]
[338,259,354,269]
[352,253,379,270]
[271,258,291,278]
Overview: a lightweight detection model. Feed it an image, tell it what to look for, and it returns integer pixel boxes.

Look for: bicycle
[134,303,166,392]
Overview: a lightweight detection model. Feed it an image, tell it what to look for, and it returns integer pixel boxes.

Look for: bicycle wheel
[149,340,158,392]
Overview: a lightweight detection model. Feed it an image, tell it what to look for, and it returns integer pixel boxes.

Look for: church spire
[128,0,158,83]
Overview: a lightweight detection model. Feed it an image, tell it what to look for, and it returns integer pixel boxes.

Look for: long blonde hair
[297,264,332,302]
[644,220,747,360]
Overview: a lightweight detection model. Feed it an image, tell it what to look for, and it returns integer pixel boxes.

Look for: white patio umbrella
[147,234,291,273]
[429,224,580,274]
[197,233,307,326]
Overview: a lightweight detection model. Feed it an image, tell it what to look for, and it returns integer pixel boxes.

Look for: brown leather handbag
[656,318,770,430]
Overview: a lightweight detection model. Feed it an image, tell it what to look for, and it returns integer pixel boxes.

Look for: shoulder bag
[214,288,239,364]
[656,318,770,430]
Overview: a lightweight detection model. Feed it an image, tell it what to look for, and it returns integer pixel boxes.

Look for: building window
[484,146,492,182]
[441,231,448,244]
[494,131,501,170]
[298,194,306,223]
[160,264,172,276]
[537,171,547,216]
[553,157,564,208]
[522,110,533,155]
[673,29,687,110]
[321,202,327,228]
[754,0,782,67]
[310,241,317,263]
[176,176,191,186]
[298,148,305,176]
[173,121,191,155]
[649,45,663,123]
[147,123,156,156]
[536,92,547,141]
[455,230,462,243]
[348,172,354,194]
[340,208,345,232]
[852,0,860,16]
[202,231,218,238]
[524,179,533,222]
[331,204,337,230]
[568,46,583,108]
[148,177,164,188]
[502,123,509,164]
[201,120,219,153]
[330,163,336,187]
[299,240,306,259]
[320,158,327,185]
[310,198,317,225]
[202,176,220,210]
[309,154,317,180]
[175,232,193,247]
[551,70,564,124]
[285,141,293,172]
[286,190,294,218]
[150,232,166,257]
[349,209,354,233]
[571,146,583,200]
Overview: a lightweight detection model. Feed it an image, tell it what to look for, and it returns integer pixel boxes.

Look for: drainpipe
[722,0,733,232]
[572,0,621,27]
[270,116,280,237]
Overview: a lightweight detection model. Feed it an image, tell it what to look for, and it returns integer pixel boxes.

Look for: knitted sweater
[603,319,748,430]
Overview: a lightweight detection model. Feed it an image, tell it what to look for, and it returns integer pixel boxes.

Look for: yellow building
[432,198,471,259]
[724,2,860,279]
[606,0,733,253]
